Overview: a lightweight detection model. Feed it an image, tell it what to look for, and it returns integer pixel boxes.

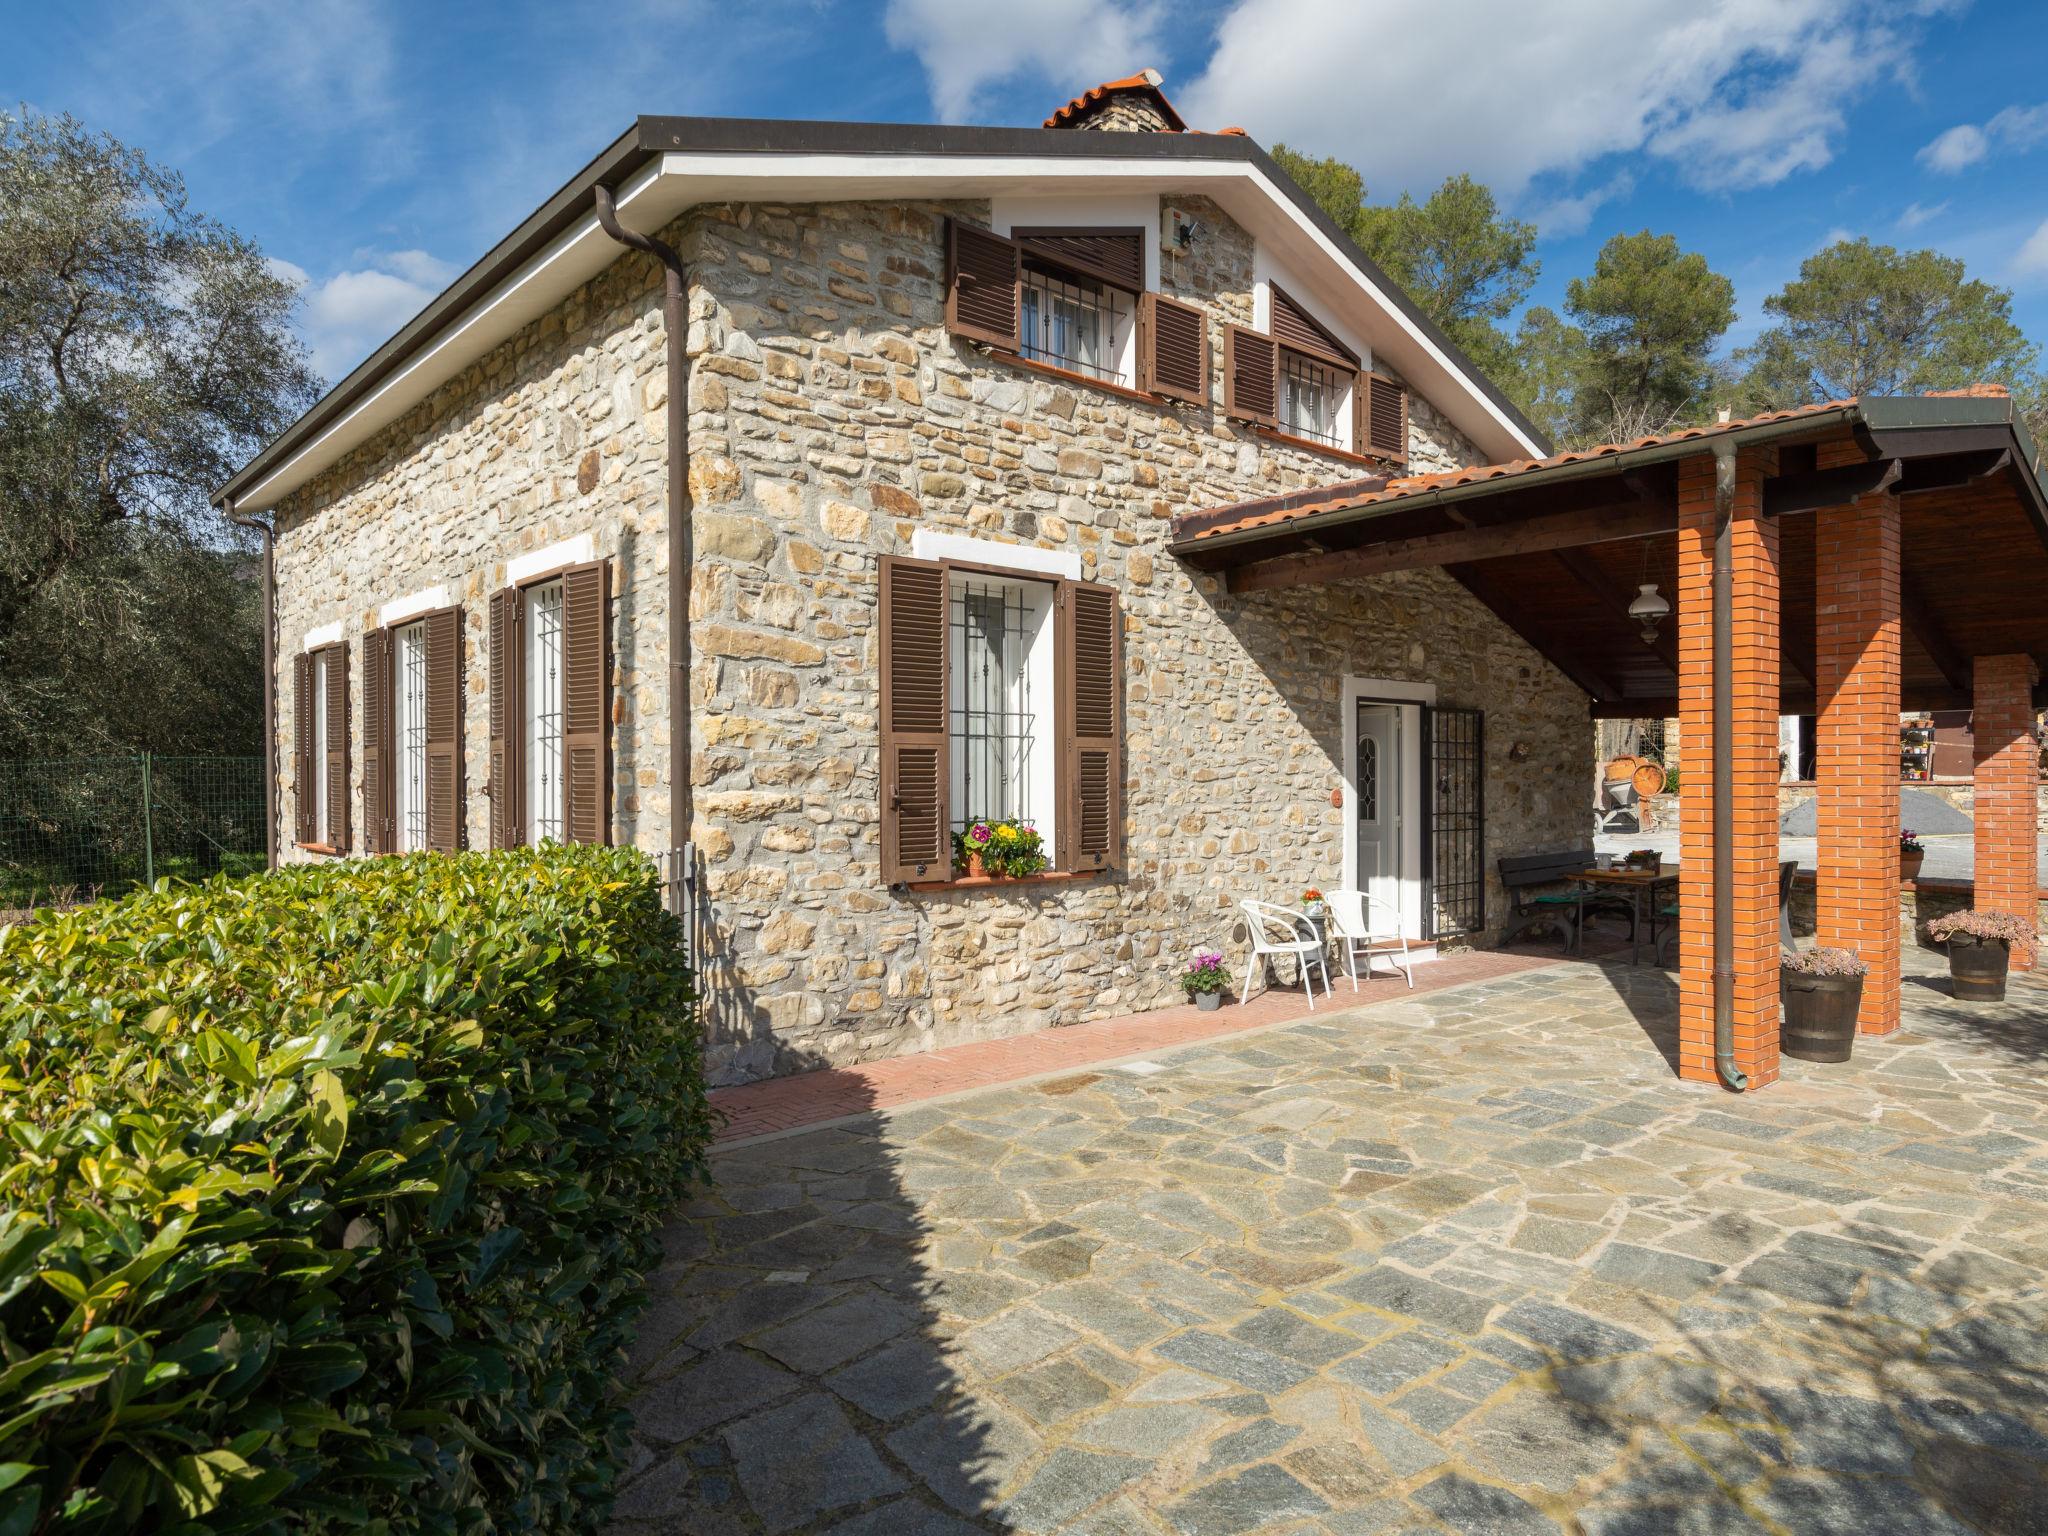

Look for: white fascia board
[240,150,1535,509]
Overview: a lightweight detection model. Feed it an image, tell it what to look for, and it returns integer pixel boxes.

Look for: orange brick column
[1676,448,1781,1088]
[1973,653,2040,968]
[1813,446,1901,1034]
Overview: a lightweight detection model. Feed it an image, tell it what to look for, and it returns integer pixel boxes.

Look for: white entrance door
[1356,703,1403,921]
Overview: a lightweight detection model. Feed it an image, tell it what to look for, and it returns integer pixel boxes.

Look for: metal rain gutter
[592,184,692,921]
[1710,442,1747,1093]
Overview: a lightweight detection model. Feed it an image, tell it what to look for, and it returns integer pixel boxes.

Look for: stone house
[218,72,1612,1084]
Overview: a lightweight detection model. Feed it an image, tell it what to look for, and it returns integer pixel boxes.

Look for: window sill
[983,349,1174,409]
[295,841,345,857]
[904,868,1116,893]
[1254,426,1402,471]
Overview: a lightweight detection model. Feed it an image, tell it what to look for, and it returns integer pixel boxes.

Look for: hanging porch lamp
[1629,582,1671,645]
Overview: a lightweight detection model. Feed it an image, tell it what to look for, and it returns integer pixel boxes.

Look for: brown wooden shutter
[488,586,523,849]
[1360,371,1408,463]
[1270,283,1357,366]
[362,628,394,854]
[1140,293,1209,405]
[292,652,315,845]
[424,607,463,852]
[944,220,1020,350]
[325,644,350,852]
[1224,326,1278,426]
[878,555,949,884]
[1013,229,1143,291]
[1058,581,1123,873]
[561,560,610,846]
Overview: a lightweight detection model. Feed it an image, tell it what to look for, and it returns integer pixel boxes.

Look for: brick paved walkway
[710,947,1569,1144]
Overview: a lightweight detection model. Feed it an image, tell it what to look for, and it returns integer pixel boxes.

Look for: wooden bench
[1497,847,1636,951]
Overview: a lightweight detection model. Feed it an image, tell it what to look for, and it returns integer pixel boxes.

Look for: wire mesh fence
[0,755,267,914]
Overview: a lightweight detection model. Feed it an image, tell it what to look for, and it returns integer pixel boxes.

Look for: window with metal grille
[1281,349,1348,449]
[1020,262,1134,386]
[525,580,564,844]
[394,620,428,852]
[312,651,331,845]
[949,574,1055,841]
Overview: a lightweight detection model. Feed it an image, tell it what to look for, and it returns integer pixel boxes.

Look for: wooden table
[1574,866,1679,966]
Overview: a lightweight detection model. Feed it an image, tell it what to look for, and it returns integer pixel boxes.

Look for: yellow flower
[995,823,1018,841]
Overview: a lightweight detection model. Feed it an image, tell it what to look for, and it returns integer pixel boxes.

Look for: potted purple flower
[1180,948,1229,1011]
[1899,829,1924,882]
[1924,909,2038,1001]
[1780,946,1867,1062]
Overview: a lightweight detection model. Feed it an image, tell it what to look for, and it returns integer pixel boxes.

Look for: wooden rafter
[1447,562,1619,701]
[1550,547,1679,678]
[1900,570,1972,694]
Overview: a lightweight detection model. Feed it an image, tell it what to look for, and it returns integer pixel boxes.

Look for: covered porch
[1170,389,2048,1090]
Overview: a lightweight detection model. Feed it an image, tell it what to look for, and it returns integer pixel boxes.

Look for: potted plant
[1180,948,1230,1011]
[1780,946,1867,1063]
[953,821,994,878]
[1899,829,1924,882]
[1924,909,2037,1001]
[986,820,1048,879]
[1300,888,1328,949]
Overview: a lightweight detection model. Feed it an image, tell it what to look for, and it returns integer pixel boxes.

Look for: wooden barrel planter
[1948,935,2011,1002]
[1781,968,1863,1063]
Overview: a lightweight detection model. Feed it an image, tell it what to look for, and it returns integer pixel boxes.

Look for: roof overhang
[217,116,1548,514]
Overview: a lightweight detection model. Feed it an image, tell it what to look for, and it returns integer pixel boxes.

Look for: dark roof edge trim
[219,114,1545,506]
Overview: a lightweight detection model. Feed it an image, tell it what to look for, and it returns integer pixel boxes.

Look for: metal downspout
[225,496,279,871]
[592,184,692,917]
[1711,444,1749,1092]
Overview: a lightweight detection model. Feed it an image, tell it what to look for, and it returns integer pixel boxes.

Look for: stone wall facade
[269,188,1591,1087]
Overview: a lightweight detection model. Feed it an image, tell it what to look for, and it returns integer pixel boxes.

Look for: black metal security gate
[1424,707,1485,937]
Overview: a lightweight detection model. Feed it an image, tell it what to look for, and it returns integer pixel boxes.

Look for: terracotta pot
[1948,934,2010,1002]
[1900,849,1924,881]
[966,850,986,878]
[1781,968,1862,1063]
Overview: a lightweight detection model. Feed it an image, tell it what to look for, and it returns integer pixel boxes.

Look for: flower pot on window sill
[1900,849,1925,881]
[966,851,987,879]
[1947,934,2011,1002]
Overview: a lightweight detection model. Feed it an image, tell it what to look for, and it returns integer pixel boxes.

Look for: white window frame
[1017,266,1138,388]
[393,619,429,852]
[947,568,1058,851]
[525,579,566,845]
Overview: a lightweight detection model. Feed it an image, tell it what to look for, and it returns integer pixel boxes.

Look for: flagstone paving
[614,948,2048,1535]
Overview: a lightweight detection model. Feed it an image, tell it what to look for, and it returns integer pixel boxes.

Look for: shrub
[1924,907,2038,962]
[0,845,710,1535]
[1783,945,1867,977]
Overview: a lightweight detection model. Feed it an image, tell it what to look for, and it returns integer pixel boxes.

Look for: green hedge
[0,846,710,1535]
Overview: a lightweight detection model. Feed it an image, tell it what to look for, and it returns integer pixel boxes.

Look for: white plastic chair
[1237,900,1332,1010]
[1325,888,1414,990]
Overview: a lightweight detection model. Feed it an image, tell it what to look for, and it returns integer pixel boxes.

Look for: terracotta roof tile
[1045,68,1187,132]
[1176,400,1857,543]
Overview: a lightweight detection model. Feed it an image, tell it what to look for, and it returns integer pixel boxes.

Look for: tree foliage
[1737,236,2040,404]
[0,109,316,756]
[1272,146,1538,378]
[1517,231,1737,445]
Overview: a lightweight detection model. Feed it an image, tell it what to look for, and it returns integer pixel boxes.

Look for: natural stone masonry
[269,188,1586,1086]
[615,947,2048,1533]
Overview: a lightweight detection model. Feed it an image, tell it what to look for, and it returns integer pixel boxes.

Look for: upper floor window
[944,219,1206,402]
[1226,283,1408,466]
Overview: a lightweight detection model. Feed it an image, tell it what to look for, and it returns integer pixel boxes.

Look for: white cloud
[1897,200,1948,231]
[1816,226,1857,252]
[1529,172,1636,239]
[883,0,1165,123]
[2015,218,2048,283]
[270,252,450,381]
[1918,99,2048,174]
[1176,0,1942,201]
[1918,123,1989,173]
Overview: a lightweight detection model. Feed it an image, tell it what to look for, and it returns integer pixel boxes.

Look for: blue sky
[12,0,2048,387]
